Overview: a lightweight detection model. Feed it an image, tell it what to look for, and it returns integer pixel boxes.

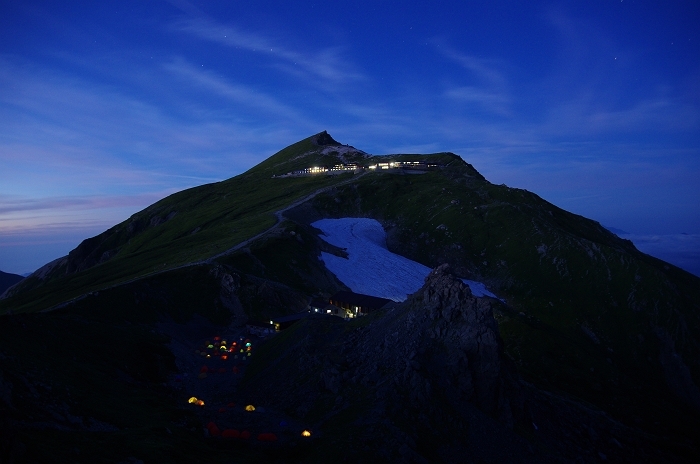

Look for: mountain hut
[328,291,392,317]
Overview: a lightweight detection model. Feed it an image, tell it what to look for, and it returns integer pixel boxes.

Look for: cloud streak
[170,17,365,85]
[163,58,311,123]
[0,192,171,216]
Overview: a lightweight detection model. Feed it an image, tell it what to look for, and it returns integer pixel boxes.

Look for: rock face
[242,264,534,462]
[312,130,341,146]
[334,263,528,441]
[396,264,525,426]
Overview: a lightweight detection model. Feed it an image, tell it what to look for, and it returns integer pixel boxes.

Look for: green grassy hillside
[0,133,360,313]
[212,149,700,454]
[1,132,699,461]
[290,160,700,448]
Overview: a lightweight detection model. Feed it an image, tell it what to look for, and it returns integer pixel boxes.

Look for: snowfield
[311,218,498,302]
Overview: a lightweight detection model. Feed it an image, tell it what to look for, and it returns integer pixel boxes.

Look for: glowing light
[245,405,255,411]
[220,345,227,350]
[302,430,312,437]
[207,344,214,349]
[188,397,198,404]
[196,399,205,406]
[245,342,251,347]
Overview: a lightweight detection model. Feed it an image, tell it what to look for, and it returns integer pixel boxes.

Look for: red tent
[222,429,240,438]
[257,432,278,442]
[206,422,221,437]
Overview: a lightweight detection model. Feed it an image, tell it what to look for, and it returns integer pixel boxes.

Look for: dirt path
[205,171,367,262]
[42,173,366,313]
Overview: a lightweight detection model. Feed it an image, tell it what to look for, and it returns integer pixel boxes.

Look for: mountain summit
[1,133,699,462]
[312,130,341,146]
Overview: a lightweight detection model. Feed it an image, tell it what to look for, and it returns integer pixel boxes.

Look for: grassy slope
[0,135,360,314]
[297,160,700,447]
[2,133,699,459]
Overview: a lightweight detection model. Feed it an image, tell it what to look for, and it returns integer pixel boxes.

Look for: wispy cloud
[163,58,311,123]
[432,43,512,116]
[0,192,171,216]
[444,86,511,117]
[170,16,365,85]
[0,55,300,193]
[435,45,508,88]
[0,190,181,241]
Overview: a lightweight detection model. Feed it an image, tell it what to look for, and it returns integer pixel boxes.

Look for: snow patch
[460,279,498,299]
[312,217,499,301]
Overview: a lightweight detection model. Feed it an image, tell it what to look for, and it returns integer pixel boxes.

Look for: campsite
[159,321,315,450]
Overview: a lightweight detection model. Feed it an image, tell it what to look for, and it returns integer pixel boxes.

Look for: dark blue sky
[1,0,699,274]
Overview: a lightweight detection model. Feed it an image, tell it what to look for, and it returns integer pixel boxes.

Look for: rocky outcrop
[312,130,341,146]
[208,266,248,326]
[241,264,533,462]
[340,263,527,430]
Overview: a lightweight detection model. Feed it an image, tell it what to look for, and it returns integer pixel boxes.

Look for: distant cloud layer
[626,234,700,278]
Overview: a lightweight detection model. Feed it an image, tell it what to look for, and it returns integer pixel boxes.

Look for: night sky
[1,1,699,275]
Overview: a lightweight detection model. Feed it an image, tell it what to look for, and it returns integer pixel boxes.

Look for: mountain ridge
[1,132,699,462]
[0,270,23,295]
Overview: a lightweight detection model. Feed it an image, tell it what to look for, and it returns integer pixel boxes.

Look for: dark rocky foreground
[234,264,691,463]
[1,262,698,462]
[0,265,696,463]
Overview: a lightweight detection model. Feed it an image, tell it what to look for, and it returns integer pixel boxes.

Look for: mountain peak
[312,130,341,146]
